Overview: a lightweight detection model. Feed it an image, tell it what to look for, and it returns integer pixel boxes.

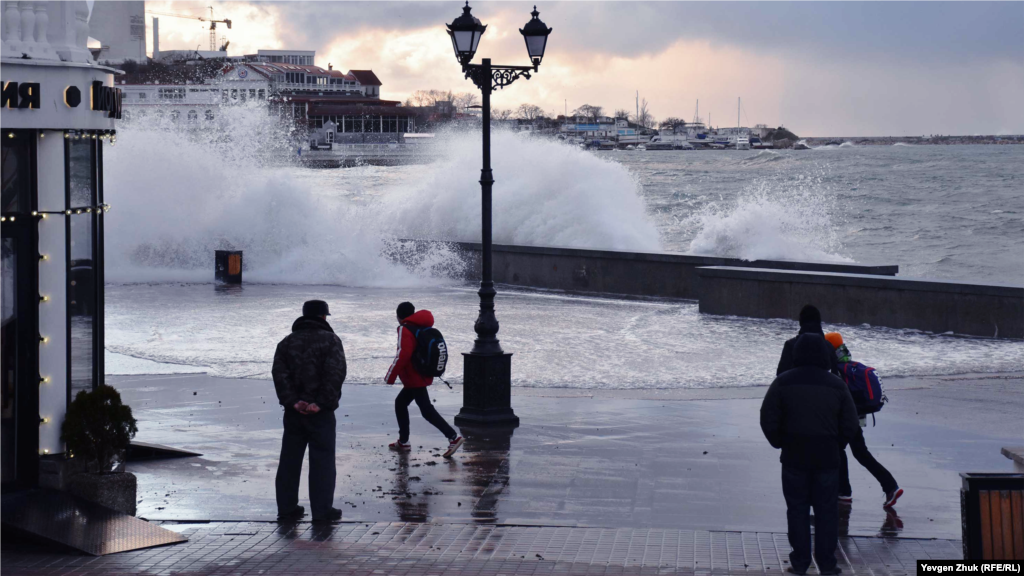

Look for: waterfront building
[2,0,121,488]
[560,118,638,140]
[119,50,413,139]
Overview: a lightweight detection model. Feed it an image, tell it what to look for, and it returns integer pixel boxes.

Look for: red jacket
[385,310,434,388]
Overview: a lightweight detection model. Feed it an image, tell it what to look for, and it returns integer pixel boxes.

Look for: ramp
[1,489,187,555]
[127,440,201,461]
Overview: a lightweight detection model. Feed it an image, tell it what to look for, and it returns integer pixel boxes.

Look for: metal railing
[275,83,366,95]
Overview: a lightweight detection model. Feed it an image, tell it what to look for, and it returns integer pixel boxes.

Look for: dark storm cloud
[268,1,1021,64]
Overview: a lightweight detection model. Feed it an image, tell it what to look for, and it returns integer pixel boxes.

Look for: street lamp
[448,2,551,429]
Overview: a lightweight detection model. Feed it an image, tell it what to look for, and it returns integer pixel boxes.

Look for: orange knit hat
[824,332,844,350]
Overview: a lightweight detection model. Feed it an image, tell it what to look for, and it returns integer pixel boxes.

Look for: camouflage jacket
[272,316,347,412]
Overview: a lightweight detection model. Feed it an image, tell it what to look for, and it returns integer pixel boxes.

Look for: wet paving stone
[114,374,1023,540]
[1,521,962,575]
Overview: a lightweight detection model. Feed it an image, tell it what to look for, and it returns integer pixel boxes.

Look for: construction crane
[146,6,232,52]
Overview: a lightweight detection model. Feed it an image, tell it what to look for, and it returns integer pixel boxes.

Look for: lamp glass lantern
[447,2,487,66]
[520,6,552,67]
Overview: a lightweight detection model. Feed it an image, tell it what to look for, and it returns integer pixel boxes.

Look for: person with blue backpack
[385,302,464,458]
[824,332,903,508]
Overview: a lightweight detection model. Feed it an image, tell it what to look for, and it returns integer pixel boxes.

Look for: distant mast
[738,97,740,128]
[635,90,639,137]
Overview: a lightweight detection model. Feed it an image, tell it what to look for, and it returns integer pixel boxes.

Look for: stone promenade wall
[449,242,898,300]
[697,266,1024,339]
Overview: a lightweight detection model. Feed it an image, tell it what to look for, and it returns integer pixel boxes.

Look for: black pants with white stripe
[395,387,456,443]
[839,428,898,496]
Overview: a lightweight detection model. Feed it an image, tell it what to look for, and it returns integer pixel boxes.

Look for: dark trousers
[396,386,456,443]
[782,466,840,573]
[275,409,336,518]
[839,428,898,496]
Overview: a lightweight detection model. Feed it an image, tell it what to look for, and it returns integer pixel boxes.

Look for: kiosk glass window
[1,238,16,483]
[0,132,30,211]
[68,138,96,395]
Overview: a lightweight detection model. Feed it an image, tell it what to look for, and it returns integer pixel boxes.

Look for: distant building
[561,118,638,140]
[89,1,147,64]
[119,51,413,137]
[243,50,315,66]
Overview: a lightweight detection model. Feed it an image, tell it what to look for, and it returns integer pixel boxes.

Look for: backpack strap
[864,366,874,400]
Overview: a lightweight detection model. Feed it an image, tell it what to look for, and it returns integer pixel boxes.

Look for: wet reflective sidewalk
[111,372,1023,540]
[2,520,962,575]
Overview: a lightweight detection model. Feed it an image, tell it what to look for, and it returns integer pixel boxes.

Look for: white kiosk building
[2,0,121,489]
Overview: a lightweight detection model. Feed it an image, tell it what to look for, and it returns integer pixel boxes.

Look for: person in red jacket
[386,302,464,458]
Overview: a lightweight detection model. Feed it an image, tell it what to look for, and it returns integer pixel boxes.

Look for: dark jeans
[839,428,898,496]
[275,409,336,519]
[782,466,839,573]
[396,387,456,443]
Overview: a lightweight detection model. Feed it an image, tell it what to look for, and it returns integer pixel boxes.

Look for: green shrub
[60,384,138,473]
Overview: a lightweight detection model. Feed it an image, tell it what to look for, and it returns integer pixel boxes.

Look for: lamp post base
[454,352,519,428]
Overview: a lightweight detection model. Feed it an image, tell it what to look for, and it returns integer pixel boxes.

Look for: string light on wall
[61,129,117,140]
[5,204,110,218]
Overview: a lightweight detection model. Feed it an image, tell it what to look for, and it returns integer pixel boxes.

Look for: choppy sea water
[102,124,1023,388]
[105,283,1024,389]
[613,144,1023,284]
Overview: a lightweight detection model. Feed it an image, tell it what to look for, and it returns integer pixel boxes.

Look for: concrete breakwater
[697,267,1024,339]
[441,242,898,300]
[400,241,1021,338]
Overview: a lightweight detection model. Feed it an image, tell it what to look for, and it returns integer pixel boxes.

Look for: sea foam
[105,118,661,285]
[685,176,851,263]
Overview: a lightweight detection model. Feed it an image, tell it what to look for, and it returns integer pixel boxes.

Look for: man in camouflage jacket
[272,300,347,523]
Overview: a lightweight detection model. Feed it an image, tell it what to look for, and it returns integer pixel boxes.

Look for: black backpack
[403,324,448,377]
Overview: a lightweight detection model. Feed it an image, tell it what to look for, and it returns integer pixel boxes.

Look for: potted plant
[61,384,139,515]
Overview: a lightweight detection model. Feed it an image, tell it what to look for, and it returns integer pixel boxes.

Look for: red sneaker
[883,487,903,508]
[443,436,464,458]
[389,440,411,451]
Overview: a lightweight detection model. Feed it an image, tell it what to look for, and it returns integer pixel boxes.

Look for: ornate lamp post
[448,2,551,428]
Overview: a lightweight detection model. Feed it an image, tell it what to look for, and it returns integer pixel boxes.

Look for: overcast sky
[143,1,1024,136]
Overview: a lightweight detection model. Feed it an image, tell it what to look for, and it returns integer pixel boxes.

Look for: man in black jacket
[272,300,347,523]
[761,334,861,575]
[777,305,839,377]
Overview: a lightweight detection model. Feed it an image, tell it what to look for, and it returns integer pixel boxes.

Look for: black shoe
[277,505,305,522]
[883,487,904,508]
[787,567,807,575]
[311,507,343,523]
[820,568,842,575]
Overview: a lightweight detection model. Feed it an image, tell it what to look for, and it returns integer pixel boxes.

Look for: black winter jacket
[272,316,347,412]
[760,334,861,471]
[776,322,840,377]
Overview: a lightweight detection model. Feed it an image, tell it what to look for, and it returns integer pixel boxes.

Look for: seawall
[402,241,1022,339]
[696,267,1024,339]
[448,242,897,300]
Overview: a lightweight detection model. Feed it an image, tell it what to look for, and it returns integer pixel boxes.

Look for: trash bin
[215,250,243,284]
[960,472,1024,560]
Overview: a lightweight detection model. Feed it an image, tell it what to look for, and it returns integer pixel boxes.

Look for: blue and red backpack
[838,361,886,416]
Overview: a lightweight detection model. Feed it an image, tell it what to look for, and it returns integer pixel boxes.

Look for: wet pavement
[1,521,962,575]
[110,372,1024,540]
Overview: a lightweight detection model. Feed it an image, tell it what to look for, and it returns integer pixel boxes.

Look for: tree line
[405,89,692,132]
